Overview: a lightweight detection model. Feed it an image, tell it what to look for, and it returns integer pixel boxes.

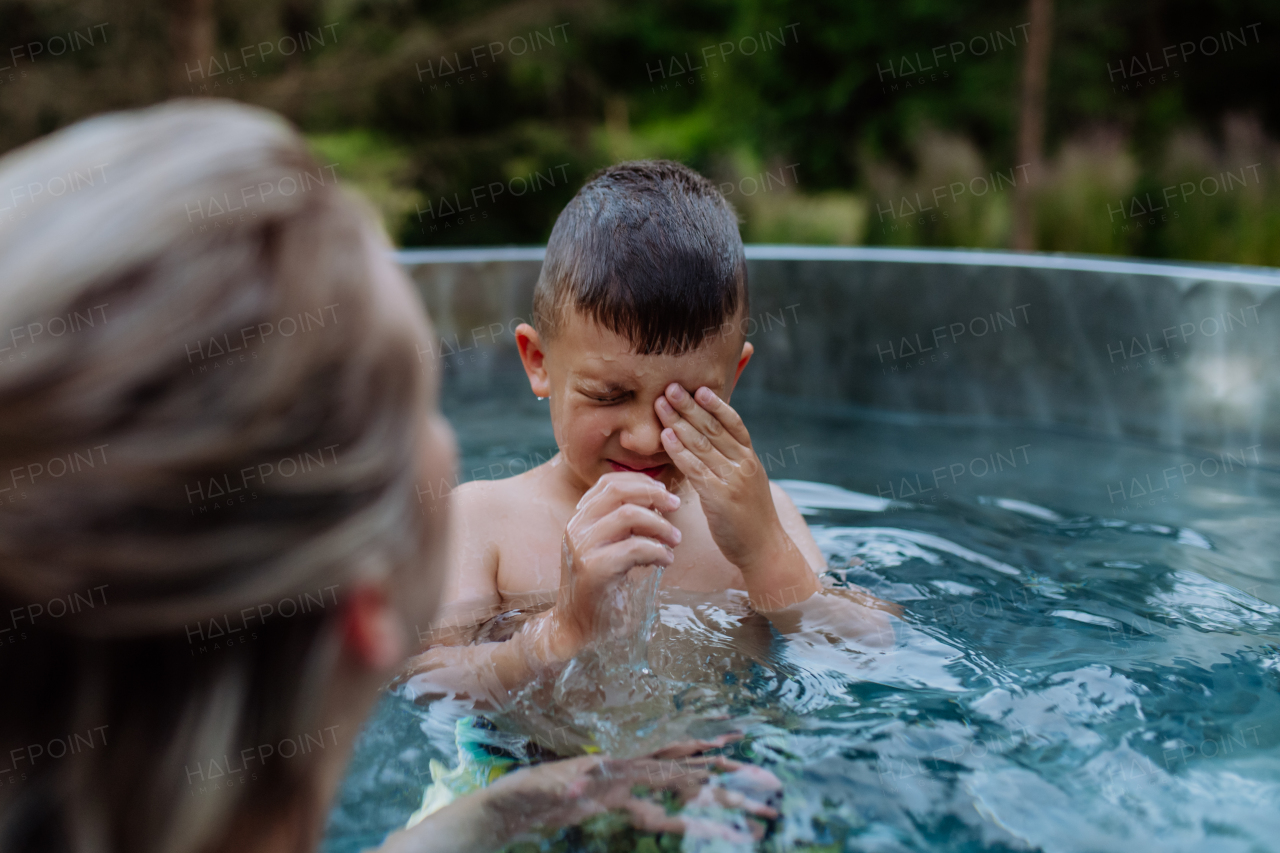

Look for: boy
[409,161,892,705]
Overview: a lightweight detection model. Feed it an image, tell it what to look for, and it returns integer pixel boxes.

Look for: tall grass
[851,116,1280,264]
[1148,117,1280,265]
[1033,131,1137,255]
[863,131,1014,249]
[321,112,1278,265]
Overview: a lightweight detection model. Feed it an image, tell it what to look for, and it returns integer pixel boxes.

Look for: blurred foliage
[308,129,421,228]
[1,0,1278,263]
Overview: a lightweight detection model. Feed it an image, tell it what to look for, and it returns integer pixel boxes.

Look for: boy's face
[517,308,752,492]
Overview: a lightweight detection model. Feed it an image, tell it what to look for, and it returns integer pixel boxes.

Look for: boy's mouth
[608,460,668,479]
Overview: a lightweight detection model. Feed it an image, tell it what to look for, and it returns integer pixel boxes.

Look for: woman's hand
[483,741,779,842]
[378,738,781,853]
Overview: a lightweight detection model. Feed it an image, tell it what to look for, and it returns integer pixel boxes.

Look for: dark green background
[2,0,1276,261]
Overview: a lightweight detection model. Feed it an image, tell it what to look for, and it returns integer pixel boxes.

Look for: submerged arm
[402,481,568,707]
[744,483,899,647]
[399,603,574,708]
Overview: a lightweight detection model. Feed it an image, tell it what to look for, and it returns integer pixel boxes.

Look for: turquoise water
[324,383,1280,853]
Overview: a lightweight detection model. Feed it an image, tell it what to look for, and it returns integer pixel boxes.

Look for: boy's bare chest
[492,496,744,605]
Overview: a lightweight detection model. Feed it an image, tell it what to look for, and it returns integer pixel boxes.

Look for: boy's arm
[770,481,828,574]
[418,480,503,646]
[403,481,557,706]
[766,482,899,645]
[656,384,897,646]
[401,610,570,708]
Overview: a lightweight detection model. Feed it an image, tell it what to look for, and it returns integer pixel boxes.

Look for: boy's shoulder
[452,474,522,514]
[447,478,529,563]
[450,465,557,524]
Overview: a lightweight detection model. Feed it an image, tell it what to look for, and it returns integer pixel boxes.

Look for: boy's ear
[515,323,551,398]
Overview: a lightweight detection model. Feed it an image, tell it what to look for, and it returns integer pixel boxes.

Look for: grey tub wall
[400,247,1280,464]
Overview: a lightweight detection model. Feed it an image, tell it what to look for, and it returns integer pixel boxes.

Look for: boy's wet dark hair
[533,159,747,355]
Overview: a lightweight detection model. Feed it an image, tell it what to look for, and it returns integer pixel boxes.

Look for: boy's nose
[619,405,664,457]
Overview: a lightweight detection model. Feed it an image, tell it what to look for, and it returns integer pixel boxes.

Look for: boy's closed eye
[577,383,631,404]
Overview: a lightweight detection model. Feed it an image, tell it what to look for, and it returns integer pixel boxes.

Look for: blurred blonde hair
[0,101,428,853]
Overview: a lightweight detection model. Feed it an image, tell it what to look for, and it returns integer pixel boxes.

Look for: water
[324,380,1280,853]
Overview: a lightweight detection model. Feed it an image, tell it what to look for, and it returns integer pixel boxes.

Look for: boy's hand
[544,472,682,659]
[655,384,802,581]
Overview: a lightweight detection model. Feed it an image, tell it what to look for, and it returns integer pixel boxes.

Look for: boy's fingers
[693,386,752,447]
[591,503,681,548]
[656,400,733,471]
[658,384,750,462]
[576,472,679,517]
[597,536,675,573]
[582,471,675,506]
[669,417,738,479]
[661,427,715,484]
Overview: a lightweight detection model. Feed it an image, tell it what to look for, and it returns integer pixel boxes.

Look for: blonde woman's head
[0,100,453,853]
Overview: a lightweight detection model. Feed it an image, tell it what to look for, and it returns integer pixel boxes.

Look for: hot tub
[324,247,1280,853]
